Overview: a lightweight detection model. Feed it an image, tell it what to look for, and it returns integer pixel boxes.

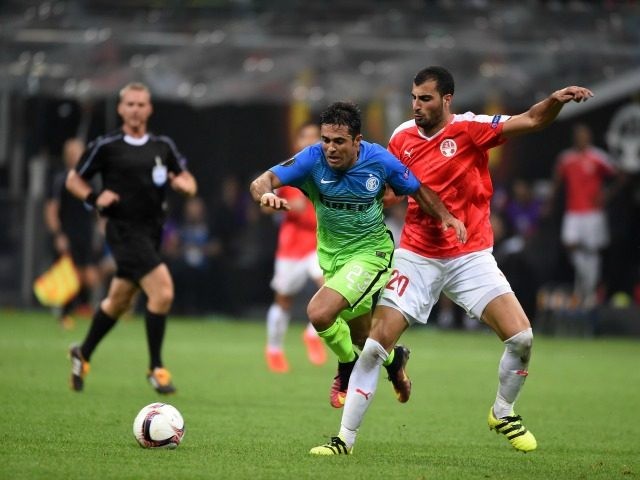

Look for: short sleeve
[75,139,103,180]
[381,149,420,195]
[159,135,186,174]
[270,144,319,187]
[466,114,509,151]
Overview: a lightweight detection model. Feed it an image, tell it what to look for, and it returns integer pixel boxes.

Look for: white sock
[266,303,290,350]
[493,328,533,419]
[339,338,389,447]
[572,249,600,303]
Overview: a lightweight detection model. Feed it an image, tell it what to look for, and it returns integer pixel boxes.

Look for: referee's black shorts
[106,220,163,282]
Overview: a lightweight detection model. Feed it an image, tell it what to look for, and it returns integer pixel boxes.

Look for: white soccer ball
[133,403,185,449]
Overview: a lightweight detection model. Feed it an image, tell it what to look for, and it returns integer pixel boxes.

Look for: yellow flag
[33,254,81,307]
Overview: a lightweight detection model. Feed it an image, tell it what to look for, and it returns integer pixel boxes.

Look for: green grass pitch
[2,310,639,479]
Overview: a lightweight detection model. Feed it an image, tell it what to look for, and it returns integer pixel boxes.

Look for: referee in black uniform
[65,82,197,394]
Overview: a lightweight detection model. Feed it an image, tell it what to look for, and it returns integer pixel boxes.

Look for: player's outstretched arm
[411,185,467,243]
[249,171,290,211]
[502,86,594,138]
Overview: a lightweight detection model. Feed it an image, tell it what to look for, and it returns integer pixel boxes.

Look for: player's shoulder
[297,143,323,158]
[149,133,179,149]
[557,148,577,165]
[452,111,508,126]
[588,146,611,162]
[360,141,395,162]
[389,120,417,142]
[86,130,123,151]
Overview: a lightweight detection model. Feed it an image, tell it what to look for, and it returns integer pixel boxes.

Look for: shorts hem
[471,285,513,319]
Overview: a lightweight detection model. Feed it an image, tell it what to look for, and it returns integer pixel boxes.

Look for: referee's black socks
[145,310,167,370]
[81,308,117,361]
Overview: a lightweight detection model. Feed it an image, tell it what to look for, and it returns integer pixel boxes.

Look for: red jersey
[556,146,614,213]
[274,186,317,259]
[388,112,508,258]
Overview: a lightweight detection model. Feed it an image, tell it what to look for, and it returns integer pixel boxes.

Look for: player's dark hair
[319,102,362,138]
[413,66,455,97]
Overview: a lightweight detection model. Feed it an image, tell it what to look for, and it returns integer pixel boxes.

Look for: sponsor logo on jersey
[365,175,380,191]
[402,166,410,179]
[403,148,413,159]
[440,139,457,157]
[320,178,337,184]
[491,115,502,128]
[279,157,295,167]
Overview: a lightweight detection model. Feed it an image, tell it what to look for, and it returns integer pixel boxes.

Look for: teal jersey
[271,141,420,273]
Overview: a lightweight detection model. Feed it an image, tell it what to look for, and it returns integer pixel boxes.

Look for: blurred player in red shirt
[553,123,616,308]
[311,66,593,456]
[265,121,326,373]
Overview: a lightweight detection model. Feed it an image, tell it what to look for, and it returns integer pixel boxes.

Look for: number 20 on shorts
[386,269,409,297]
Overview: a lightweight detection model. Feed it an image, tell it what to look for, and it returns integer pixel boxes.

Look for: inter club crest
[366,175,380,192]
[440,139,457,157]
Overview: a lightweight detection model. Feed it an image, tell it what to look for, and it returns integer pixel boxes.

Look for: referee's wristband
[84,191,98,208]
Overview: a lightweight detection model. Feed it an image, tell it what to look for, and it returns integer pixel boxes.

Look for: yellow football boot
[488,407,537,452]
[309,436,353,455]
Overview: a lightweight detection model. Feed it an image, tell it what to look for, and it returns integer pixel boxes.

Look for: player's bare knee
[306,302,333,330]
[101,297,128,319]
[151,286,174,312]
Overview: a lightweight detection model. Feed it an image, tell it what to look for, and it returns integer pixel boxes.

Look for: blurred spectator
[164,196,223,315]
[230,201,278,313]
[551,123,618,308]
[211,174,252,255]
[490,211,539,317]
[43,138,105,329]
[504,178,543,239]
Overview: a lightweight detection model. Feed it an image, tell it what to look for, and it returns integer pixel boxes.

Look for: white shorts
[270,252,323,296]
[378,248,513,325]
[561,211,609,250]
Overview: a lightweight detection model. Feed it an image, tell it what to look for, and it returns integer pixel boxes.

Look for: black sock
[145,310,167,370]
[81,308,117,361]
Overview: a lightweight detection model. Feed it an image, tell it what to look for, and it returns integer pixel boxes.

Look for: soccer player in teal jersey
[250,102,467,408]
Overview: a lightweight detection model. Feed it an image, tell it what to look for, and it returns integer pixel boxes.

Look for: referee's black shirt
[75,131,186,225]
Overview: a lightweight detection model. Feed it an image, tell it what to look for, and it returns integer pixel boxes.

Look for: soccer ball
[132,403,185,449]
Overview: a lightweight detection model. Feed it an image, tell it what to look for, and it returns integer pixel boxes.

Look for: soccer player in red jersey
[552,123,617,308]
[264,122,327,372]
[310,66,593,455]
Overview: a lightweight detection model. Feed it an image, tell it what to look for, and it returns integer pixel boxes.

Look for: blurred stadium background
[1,0,639,335]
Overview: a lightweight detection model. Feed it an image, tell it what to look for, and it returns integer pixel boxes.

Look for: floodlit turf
[2,310,639,479]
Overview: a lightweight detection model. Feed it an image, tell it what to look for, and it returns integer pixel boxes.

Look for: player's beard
[415,102,445,135]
